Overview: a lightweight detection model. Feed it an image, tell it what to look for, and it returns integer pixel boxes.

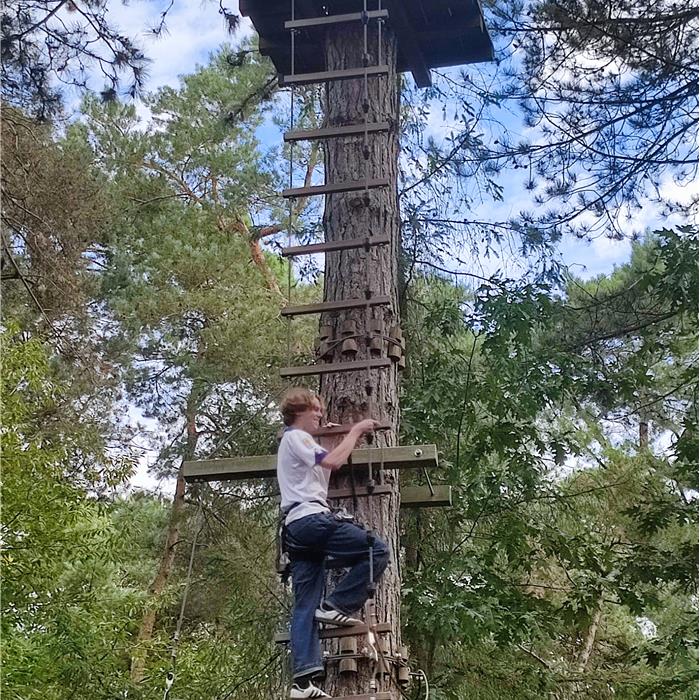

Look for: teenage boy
[278,388,390,699]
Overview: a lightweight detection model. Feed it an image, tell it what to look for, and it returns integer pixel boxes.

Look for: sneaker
[314,604,363,627]
[289,681,331,698]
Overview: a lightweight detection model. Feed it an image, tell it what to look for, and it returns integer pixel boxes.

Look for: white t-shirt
[277,428,331,525]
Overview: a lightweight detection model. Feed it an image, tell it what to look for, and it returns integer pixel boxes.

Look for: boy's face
[294,397,323,434]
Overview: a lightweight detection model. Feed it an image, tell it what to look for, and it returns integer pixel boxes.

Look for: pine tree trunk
[320,22,402,698]
[130,384,202,684]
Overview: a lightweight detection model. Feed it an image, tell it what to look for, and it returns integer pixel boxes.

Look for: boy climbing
[277,388,390,699]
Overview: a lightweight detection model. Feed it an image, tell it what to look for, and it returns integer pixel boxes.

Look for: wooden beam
[182,444,438,483]
[384,0,432,87]
[282,177,389,198]
[313,421,391,437]
[274,622,391,643]
[327,484,393,499]
[284,9,389,30]
[281,65,389,87]
[281,234,390,257]
[279,358,392,378]
[401,485,452,508]
[281,295,390,317]
[284,122,390,142]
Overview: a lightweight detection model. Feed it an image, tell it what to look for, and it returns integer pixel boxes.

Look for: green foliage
[1,324,169,699]
[399,228,697,699]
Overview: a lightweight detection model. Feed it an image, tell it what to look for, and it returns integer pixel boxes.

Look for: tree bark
[320,23,402,698]
[130,382,202,684]
[576,600,602,673]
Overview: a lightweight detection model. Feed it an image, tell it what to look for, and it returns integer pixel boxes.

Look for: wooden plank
[284,121,390,142]
[285,9,388,29]
[313,422,391,438]
[274,622,391,644]
[327,485,452,508]
[182,444,438,482]
[401,485,452,508]
[281,234,390,257]
[282,177,389,199]
[281,64,389,87]
[327,484,393,499]
[384,0,432,87]
[279,358,392,378]
[281,295,391,317]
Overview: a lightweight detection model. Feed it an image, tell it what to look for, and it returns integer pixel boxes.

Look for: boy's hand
[353,418,380,435]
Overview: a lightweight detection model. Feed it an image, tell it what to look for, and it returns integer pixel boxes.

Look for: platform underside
[239,0,493,87]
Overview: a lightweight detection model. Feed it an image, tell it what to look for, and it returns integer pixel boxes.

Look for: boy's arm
[320,419,378,471]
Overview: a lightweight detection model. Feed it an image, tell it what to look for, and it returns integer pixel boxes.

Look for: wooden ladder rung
[313,422,391,437]
[281,65,389,87]
[284,122,390,142]
[282,177,389,199]
[322,695,391,700]
[284,9,389,30]
[280,358,392,378]
[328,484,392,499]
[281,295,391,317]
[275,622,391,644]
[282,234,390,257]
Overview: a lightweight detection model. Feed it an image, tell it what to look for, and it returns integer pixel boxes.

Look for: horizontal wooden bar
[328,484,392,499]
[285,9,389,30]
[182,444,438,482]
[281,64,389,87]
[279,358,392,378]
[284,121,390,142]
[281,234,390,257]
[313,422,391,438]
[275,622,391,644]
[281,295,390,317]
[325,695,391,700]
[282,177,389,199]
[401,484,452,508]
[327,484,451,508]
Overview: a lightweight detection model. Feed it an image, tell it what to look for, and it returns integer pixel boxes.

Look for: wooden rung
[282,296,391,317]
[284,9,389,30]
[313,422,391,437]
[324,695,391,700]
[327,485,452,508]
[401,485,452,507]
[284,122,390,142]
[279,358,392,378]
[281,65,389,87]
[328,484,392,499]
[274,622,391,644]
[281,234,390,257]
[182,444,438,483]
[282,177,389,199]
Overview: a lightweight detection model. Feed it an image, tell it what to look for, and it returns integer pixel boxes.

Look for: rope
[163,496,205,700]
[285,4,296,378]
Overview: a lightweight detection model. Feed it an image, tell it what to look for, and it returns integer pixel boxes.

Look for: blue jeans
[285,512,390,678]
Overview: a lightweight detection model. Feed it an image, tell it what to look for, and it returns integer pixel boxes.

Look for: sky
[87,1,690,493]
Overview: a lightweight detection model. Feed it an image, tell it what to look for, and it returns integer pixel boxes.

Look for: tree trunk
[576,600,603,672]
[130,383,202,684]
[320,22,402,698]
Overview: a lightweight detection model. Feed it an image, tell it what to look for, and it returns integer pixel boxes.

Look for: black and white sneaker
[314,604,363,627]
[289,681,331,698]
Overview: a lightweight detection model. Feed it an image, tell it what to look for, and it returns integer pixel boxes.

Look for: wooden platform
[239,0,494,88]
[182,444,438,482]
